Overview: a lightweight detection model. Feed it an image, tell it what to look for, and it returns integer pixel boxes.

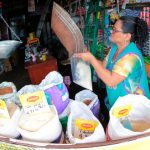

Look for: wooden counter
[25,56,57,84]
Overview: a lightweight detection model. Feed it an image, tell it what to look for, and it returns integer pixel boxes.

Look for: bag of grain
[108,94,150,140]
[0,100,21,138]
[0,82,19,105]
[71,58,92,91]
[39,71,70,115]
[17,105,62,142]
[67,101,106,144]
[75,90,100,118]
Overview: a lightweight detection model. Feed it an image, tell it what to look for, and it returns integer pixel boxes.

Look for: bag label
[112,105,132,118]
[0,99,10,119]
[74,118,98,139]
[19,91,49,115]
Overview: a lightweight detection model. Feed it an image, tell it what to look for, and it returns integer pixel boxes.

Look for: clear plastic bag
[71,57,92,90]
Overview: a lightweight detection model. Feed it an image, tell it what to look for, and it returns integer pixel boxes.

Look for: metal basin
[0,40,22,60]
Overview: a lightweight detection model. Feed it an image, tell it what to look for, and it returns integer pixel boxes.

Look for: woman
[75,16,150,109]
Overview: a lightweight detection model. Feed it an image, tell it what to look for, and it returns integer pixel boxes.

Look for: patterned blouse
[105,42,150,107]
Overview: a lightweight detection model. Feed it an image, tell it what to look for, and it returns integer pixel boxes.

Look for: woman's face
[110,20,125,44]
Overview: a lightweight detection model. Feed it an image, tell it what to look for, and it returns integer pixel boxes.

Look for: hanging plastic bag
[39,71,70,115]
[67,101,106,144]
[71,57,92,90]
[75,90,100,118]
[108,94,150,140]
[17,106,62,142]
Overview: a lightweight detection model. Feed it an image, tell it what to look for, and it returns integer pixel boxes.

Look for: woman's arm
[102,59,107,68]
[90,56,125,87]
[75,51,125,87]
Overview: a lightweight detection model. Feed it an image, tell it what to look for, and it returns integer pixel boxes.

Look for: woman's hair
[119,16,148,47]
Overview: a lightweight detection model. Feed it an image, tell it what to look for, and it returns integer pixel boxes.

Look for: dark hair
[119,16,148,47]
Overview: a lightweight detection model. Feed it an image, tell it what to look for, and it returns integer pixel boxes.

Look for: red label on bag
[81,123,93,129]
[119,109,128,115]
[112,105,132,118]
[27,96,39,102]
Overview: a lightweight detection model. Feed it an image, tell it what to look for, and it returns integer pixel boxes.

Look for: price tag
[0,100,10,119]
[112,105,132,118]
[19,91,49,115]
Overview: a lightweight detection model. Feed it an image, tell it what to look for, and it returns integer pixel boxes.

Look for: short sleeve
[112,54,142,77]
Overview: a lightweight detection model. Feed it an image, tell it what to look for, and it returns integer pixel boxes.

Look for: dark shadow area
[0,66,31,90]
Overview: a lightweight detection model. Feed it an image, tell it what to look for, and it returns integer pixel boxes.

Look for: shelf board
[126,2,150,8]
[106,2,150,9]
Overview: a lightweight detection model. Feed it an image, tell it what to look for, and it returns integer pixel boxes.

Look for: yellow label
[19,91,49,115]
[75,118,98,131]
[112,105,132,118]
[0,100,6,110]
[0,100,10,119]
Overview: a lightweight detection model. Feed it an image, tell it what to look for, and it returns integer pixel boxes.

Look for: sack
[17,85,38,95]
[67,101,106,144]
[108,94,150,140]
[0,82,19,104]
[75,90,100,118]
[71,58,92,90]
[17,106,62,142]
[39,71,70,115]
[0,107,21,138]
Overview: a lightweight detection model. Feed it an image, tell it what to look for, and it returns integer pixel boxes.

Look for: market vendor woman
[75,16,150,109]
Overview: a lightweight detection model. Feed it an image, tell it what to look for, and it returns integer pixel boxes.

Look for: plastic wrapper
[71,58,92,90]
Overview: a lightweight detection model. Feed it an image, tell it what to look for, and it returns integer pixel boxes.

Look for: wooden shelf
[126,2,150,8]
[25,56,57,84]
[106,2,150,9]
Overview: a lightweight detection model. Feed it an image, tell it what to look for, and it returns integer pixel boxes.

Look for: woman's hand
[74,47,95,63]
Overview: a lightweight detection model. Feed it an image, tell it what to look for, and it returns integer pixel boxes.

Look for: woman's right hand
[74,50,95,63]
[74,46,95,63]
